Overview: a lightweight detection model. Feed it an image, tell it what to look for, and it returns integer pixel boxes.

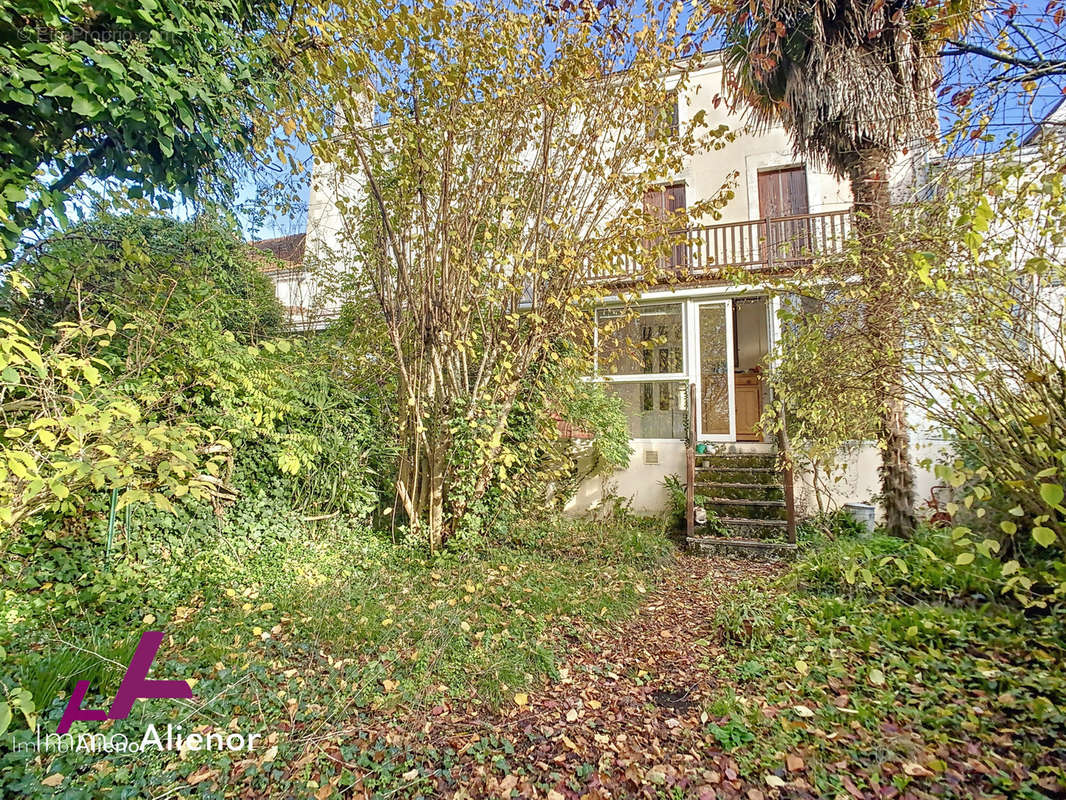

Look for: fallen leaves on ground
[301,555,781,799]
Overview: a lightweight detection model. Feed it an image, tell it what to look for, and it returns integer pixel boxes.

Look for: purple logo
[57,631,193,734]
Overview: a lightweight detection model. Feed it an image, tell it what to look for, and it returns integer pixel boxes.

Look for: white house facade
[260,56,949,529]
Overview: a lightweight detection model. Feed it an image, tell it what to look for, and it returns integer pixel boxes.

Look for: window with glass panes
[596,303,687,438]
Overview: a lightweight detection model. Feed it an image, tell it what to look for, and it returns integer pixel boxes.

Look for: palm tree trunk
[849,151,917,538]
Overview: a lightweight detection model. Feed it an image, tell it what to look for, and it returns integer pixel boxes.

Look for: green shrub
[662,474,727,534]
[4,214,282,342]
[436,345,632,546]
[796,508,867,546]
[704,533,1066,793]
[0,315,226,531]
[2,213,387,542]
[789,525,1012,602]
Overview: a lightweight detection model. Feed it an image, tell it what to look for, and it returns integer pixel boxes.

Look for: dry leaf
[498,774,518,794]
[902,761,934,777]
[513,693,529,707]
[186,768,217,785]
[41,773,64,787]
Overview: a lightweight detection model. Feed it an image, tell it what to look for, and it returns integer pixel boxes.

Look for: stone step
[704,497,785,507]
[716,516,786,527]
[694,467,781,485]
[703,499,788,521]
[715,517,788,540]
[694,481,784,501]
[695,453,777,470]
[699,481,785,489]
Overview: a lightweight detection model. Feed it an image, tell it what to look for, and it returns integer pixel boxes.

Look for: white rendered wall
[568,438,950,521]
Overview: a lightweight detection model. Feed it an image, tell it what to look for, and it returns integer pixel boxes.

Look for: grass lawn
[3,515,1065,798]
[1,514,674,797]
[705,527,1066,798]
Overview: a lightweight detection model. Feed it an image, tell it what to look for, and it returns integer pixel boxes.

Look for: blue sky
[239,3,1066,241]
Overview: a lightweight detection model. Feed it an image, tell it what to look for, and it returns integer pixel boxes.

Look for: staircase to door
[682,374,798,559]
[692,451,787,537]
[687,449,797,559]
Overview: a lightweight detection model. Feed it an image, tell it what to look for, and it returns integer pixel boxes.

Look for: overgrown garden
[1,0,1065,796]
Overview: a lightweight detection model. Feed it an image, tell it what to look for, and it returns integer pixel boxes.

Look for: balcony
[589,209,853,286]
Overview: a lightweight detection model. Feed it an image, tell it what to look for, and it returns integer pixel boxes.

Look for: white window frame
[591,290,773,444]
[594,302,688,383]
[690,298,736,442]
[595,302,690,442]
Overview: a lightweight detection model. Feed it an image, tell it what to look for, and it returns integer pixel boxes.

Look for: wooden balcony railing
[590,208,852,285]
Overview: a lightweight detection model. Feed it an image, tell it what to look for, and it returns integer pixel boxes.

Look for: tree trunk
[849,151,917,538]
[426,442,445,553]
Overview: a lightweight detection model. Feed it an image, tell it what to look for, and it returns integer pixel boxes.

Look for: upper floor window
[643,183,686,218]
[757,165,809,219]
[647,89,679,141]
[758,166,812,263]
[643,183,687,269]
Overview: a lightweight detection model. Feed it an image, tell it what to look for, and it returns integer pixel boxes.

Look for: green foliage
[789,526,1022,602]
[662,474,727,535]
[0,314,224,528]
[903,139,1066,602]
[707,717,755,750]
[2,213,384,534]
[424,345,633,546]
[7,214,283,341]
[706,534,1066,796]
[796,508,869,546]
[557,379,633,474]
[0,513,672,795]
[0,0,287,255]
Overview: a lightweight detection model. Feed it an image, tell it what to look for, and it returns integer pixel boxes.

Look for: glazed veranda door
[692,299,735,441]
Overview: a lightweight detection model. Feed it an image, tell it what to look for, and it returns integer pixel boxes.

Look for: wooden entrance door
[758,166,809,264]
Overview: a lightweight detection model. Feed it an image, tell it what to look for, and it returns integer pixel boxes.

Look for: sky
[238,2,1066,241]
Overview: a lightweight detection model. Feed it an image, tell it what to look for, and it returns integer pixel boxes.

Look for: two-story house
[261,54,948,545]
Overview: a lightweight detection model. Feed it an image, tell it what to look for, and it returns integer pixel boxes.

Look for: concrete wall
[567,437,952,522]
[667,61,854,225]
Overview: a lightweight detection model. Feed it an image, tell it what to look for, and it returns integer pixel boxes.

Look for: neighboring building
[251,233,346,332]
[1022,95,1066,147]
[260,56,949,531]
[250,233,317,330]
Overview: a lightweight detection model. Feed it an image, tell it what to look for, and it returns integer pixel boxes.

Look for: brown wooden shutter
[758,167,810,265]
[786,168,809,217]
[666,183,686,213]
[644,184,687,270]
[643,187,666,219]
[758,166,808,219]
